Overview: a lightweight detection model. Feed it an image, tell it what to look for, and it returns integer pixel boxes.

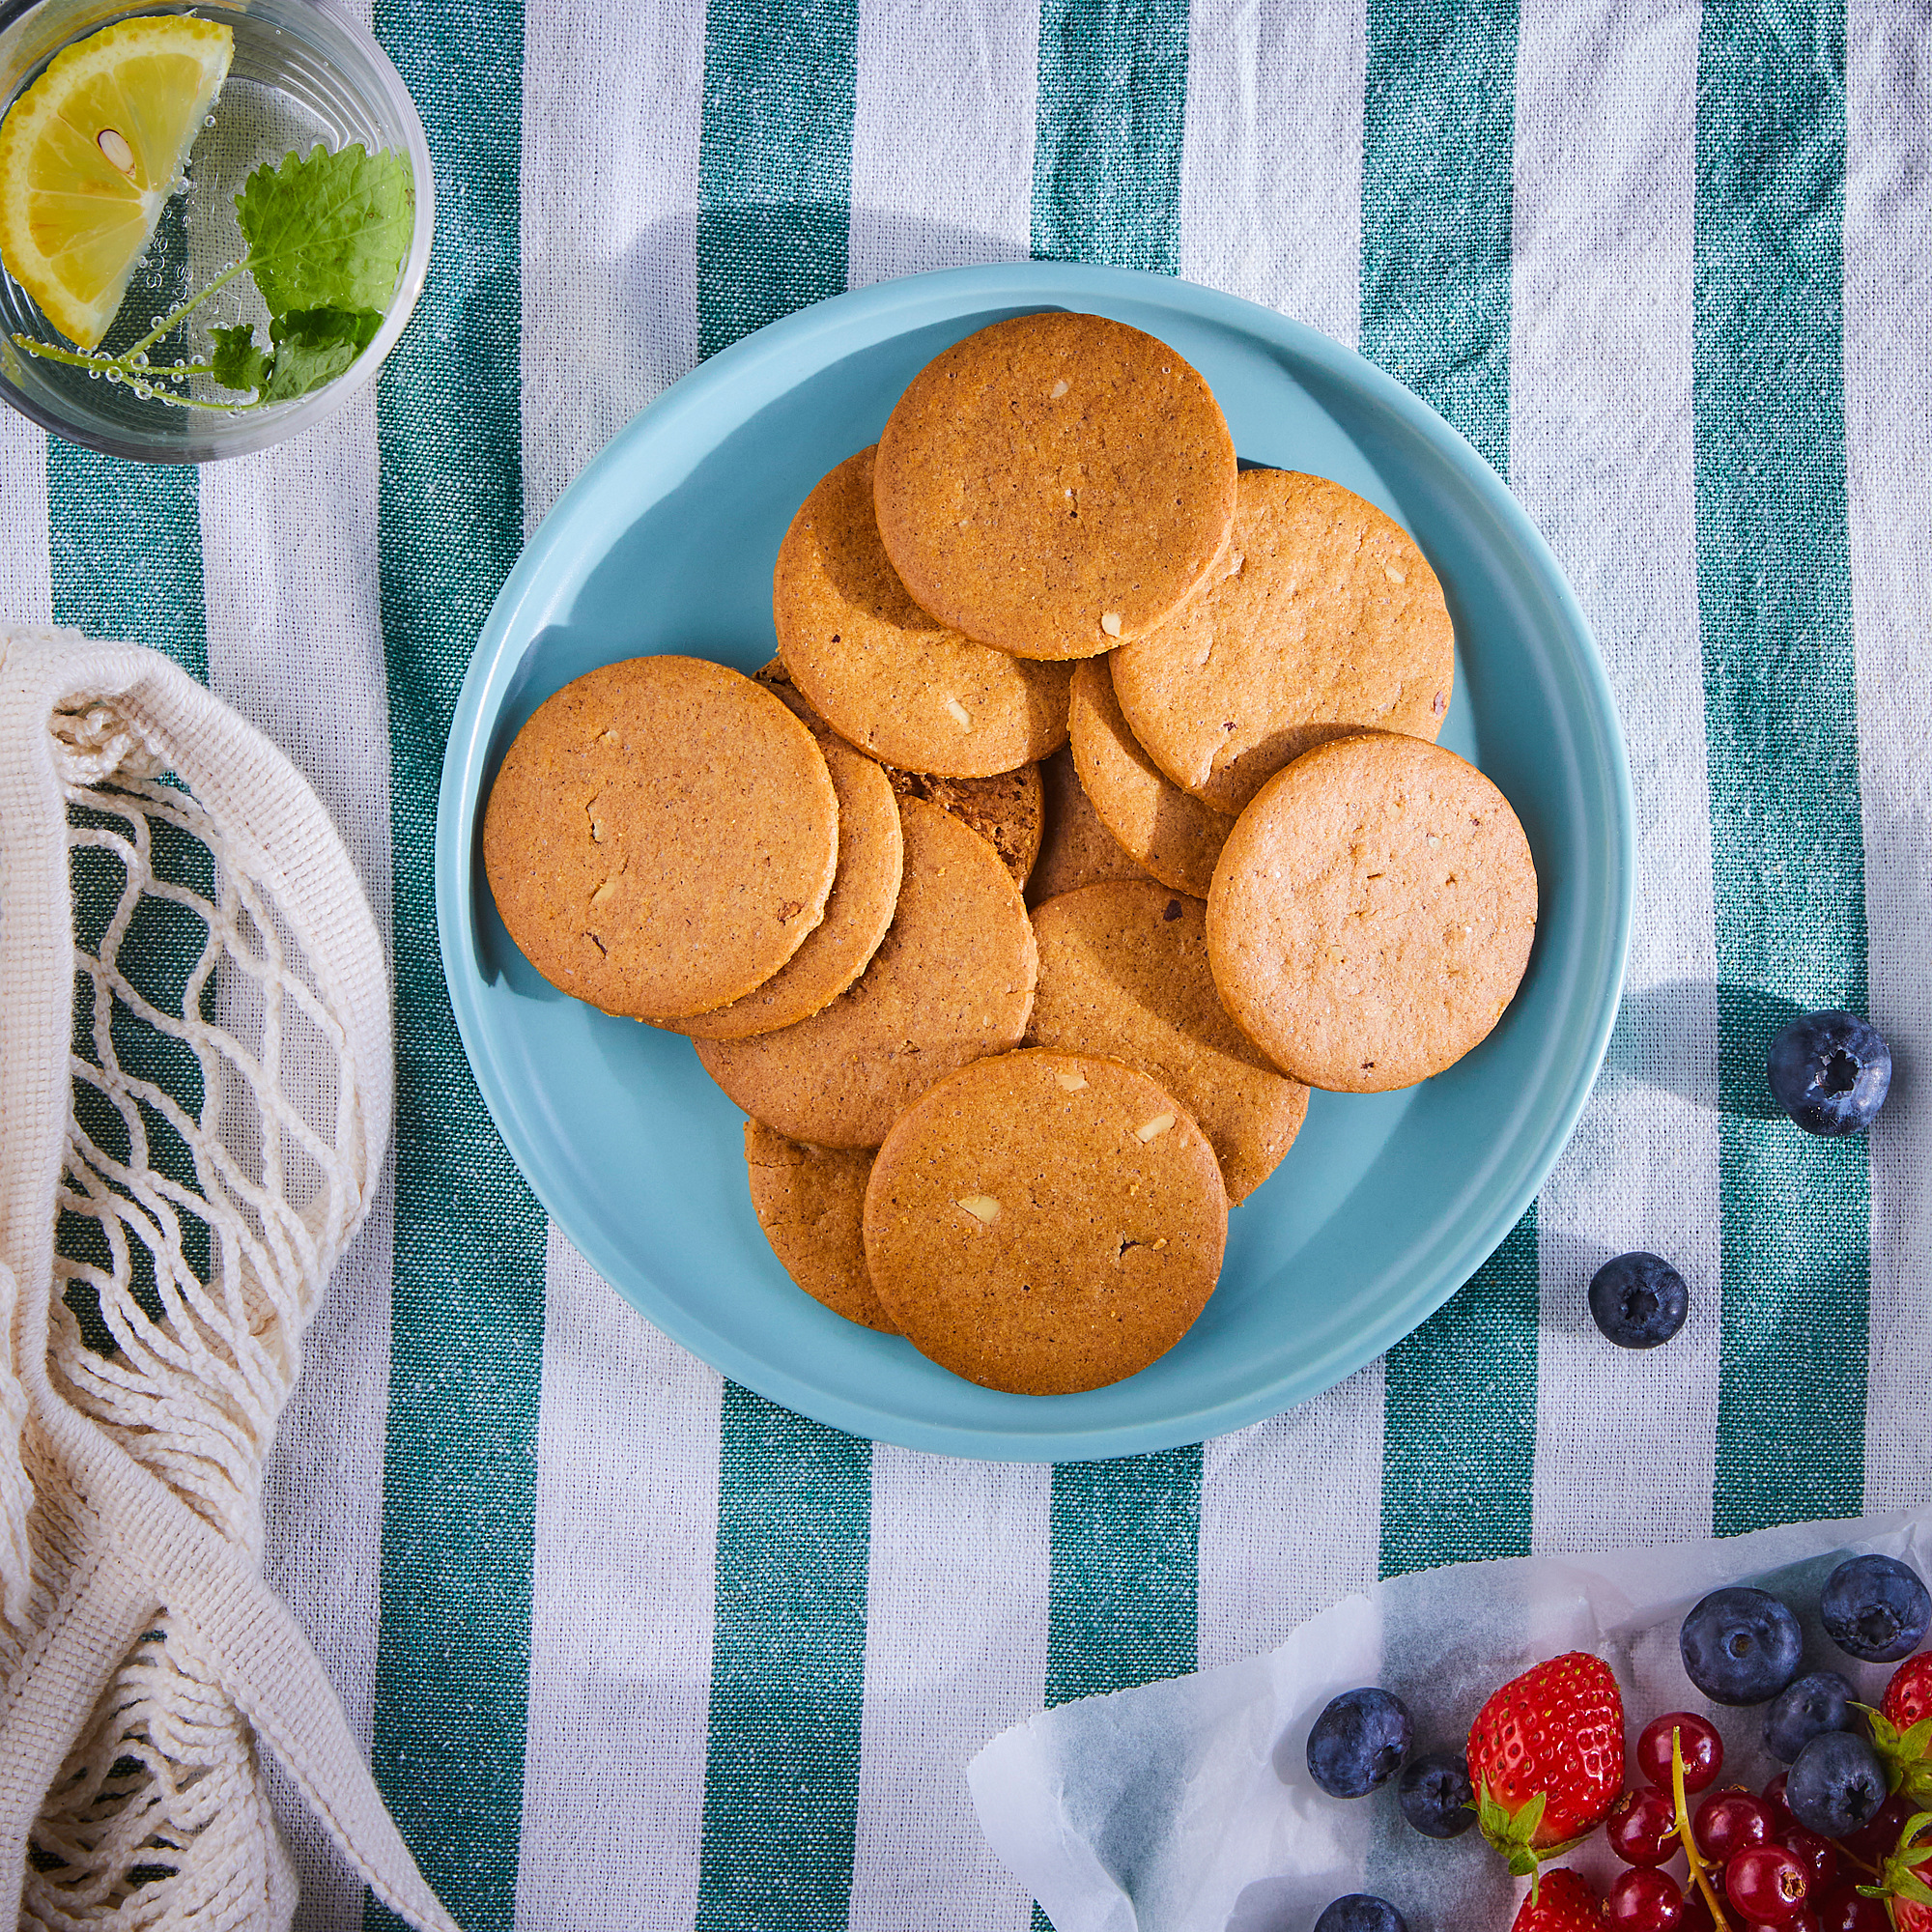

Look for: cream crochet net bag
[0,630,460,1932]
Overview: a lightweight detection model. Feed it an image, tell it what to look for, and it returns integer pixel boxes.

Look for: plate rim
[436,260,1635,1462]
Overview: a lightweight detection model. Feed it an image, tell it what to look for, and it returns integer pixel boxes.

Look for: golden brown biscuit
[775,447,1073,777]
[756,658,1043,889]
[483,656,838,1021]
[862,1048,1228,1395]
[873,313,1237,660]
[1112,469,1455,813]
[881,763,1041,890]
[671,672,905,1040]
[1026,745,1148,906]
[1027,882,1308,1203]
[1068,657,1230,898]
[1208,734,1537,1093]
[743,1122,895,1331]
[696,795,1037,1147]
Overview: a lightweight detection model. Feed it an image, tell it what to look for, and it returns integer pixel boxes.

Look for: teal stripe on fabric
[47,452,205,680]
[49,450,212,1320]
[1378,1215,1538,1576]
[692,11,871,1930]
[1359,0,1531,1578]
[1693,0,1868,1537]
[695,1390,872,1932]
[1032,0,1190,271]
[695,0,861,358]
[364,8,545,1931]
[1044,1449,1203,1703]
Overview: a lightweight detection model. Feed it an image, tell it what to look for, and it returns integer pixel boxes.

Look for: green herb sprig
[13,142,411,409]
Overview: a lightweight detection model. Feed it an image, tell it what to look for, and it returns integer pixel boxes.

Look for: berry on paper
[1468,1652,1625,1886]
[1821,1554,1931,1662]
[1305,1688,1413,1799]
[1681,1586,1804,1705]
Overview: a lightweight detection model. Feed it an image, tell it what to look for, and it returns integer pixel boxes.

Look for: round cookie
[743,1122,895,1332]
[757,657,1043,889]
[863,1048,1228,1395]
[1068,656,1231,898]
[1112,469,1456,813]
[483,656,838,1020]
[775,447,1073,778]
[696,794,1037,1147]
[1026,745,1148,906]
[873,313,1237,661]
[1028,882,1309,1203]
[883,762,1042,890]
[1207,734,1537,1093]
[673,672,904,1039]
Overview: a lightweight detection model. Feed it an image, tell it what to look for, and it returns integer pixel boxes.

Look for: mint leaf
[234,144,412,319]
[209,324,270,394]
[261,306,382,401]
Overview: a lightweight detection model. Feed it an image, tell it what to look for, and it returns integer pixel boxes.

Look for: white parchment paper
[970,1508,1932,1932]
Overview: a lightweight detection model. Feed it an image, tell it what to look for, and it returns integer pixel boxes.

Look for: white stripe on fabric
[519,0,703,531]
[846,0,1038,287]
[198,394,395,1932]
[1197,1364,1384,1668]
[1844,0,1932,1516]
[1510,0,1720,1552]
[0,413,51,623]
[1176,0,1364,348]
[513,1231,723,1932]
[847,1448,1049,1932]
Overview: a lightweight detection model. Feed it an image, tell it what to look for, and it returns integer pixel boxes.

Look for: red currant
[1678,1886,1718,1931]
[1639,1711,1725,1792]
[1740,1911,1820,1932]
[1839,1790,1913,1864]
[1725,1845,1810,1921]
[1609,1784,1683,1865]
[1813,1887,1890,1932]
[1695,1788,1774,1863]
[1606,1867,1686,1930]
[1779,1825,1838,1893]
[1763,1772,1798,1834]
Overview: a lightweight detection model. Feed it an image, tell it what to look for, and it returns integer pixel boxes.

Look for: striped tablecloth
[5,3,1927,1927]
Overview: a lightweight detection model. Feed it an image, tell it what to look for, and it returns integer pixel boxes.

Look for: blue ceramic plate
[438,263,1633,1463]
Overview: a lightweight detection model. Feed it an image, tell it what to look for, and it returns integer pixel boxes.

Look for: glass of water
[0,0,434,462]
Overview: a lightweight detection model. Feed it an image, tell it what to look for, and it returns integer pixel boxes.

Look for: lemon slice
[0,16,232,350]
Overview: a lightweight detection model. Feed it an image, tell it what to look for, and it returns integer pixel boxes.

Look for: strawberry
[1509,1868,1600,1931]
[1870,1653,1932,1808]
[1869,1807,1932,1929]
[1885,1654,1932,1730]
[1468,1651,1626,1889]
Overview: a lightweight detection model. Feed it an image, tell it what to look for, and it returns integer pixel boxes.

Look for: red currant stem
[1673,1728,1734,1932]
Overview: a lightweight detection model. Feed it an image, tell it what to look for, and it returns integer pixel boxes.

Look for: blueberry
[1397,1751,1475,1838]
[1763,1670,1858,1762]
[1305,1688,1413,1799]
[1767,1009,1891,1136]
[1785,1728,1889,1838]
[1822,1553,1932,1662]
[1313,1899,1406,1932]
[1588,1251,1690,1349]
[1680,1586,1804,1705]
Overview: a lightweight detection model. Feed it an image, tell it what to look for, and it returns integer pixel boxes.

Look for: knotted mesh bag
[0,630,460,1932]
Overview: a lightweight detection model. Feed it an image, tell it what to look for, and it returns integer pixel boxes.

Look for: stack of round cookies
[482,312,1538,1399]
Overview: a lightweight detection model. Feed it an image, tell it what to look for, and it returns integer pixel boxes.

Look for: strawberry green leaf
[234,145,412,320]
